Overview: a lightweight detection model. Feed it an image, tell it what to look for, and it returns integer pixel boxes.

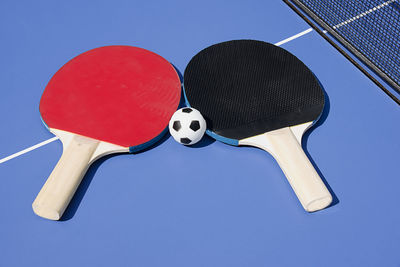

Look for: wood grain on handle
[32,135,99,220]
[240,127,332,212]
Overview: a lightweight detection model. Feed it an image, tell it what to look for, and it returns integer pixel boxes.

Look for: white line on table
[274,28,313,46]
[1,28,318,165]
[0,137,59,164]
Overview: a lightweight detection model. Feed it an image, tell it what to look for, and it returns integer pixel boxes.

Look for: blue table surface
[1,1,399,266]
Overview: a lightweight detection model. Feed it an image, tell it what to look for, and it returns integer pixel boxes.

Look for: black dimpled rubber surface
[184,40,325,141]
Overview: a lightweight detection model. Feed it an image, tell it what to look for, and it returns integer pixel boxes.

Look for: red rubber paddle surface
[40,46,181,148]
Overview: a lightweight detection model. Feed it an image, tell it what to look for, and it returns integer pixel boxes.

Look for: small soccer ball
[169,107,207,145]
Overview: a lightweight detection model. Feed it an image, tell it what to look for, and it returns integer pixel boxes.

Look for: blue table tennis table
[0,1,399,266]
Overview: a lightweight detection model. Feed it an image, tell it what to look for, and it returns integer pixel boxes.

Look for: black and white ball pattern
[169,107,206,145]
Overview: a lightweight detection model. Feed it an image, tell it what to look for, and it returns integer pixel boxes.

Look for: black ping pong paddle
[183,40,332,212]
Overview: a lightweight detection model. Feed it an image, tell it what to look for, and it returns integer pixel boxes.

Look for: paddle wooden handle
[241,127,332,212]
[32,135,99,220]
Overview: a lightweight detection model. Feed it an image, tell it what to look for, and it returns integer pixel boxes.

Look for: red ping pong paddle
[33,46,181,220]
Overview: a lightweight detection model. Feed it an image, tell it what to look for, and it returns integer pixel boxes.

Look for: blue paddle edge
[182,87,239,146]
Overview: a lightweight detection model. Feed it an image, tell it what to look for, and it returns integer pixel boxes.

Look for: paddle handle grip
[240,127,332,212]
[266,128,332,211]
[32,135,99,220]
